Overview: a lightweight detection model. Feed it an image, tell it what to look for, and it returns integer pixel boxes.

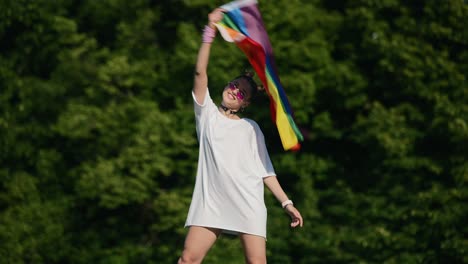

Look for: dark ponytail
[234,70,265,100]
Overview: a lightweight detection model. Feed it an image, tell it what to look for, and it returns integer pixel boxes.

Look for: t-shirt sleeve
[250,122,276,178]
[193,89,213,117]
[192,88,217,139]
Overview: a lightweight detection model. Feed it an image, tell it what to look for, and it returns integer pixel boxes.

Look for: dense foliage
[1,0,466,263]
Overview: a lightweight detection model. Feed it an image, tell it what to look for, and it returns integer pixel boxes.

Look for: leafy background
[0,0,467,263]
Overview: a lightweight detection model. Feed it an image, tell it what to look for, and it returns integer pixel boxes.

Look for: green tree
[0,0,466,263]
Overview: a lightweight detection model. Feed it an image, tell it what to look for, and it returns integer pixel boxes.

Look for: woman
[178,8,303,264]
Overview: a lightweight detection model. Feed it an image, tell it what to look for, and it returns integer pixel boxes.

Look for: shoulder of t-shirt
[192,87,213,107]
[242,118,263,133]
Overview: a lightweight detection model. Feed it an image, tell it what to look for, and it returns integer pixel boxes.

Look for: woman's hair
[233,70,265,101]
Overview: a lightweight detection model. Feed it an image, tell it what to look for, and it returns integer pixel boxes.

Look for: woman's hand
[285,205,303,228]
[208,8,224,28]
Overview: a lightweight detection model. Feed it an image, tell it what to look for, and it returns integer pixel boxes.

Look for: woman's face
[221,78,252,110]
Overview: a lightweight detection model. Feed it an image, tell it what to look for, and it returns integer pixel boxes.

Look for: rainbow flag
[215,0,303,151]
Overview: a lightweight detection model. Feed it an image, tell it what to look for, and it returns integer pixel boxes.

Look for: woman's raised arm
[193,9,224,104]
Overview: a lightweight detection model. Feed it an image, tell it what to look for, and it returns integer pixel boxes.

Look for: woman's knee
[244,255,267,264]
[178,226,220,263]
[178,249,203,264]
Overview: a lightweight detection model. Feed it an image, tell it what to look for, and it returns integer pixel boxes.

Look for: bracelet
[281,199,293,209]
[202,25,216,43]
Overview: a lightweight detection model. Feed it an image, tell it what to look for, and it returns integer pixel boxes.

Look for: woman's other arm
[263,176,304,228]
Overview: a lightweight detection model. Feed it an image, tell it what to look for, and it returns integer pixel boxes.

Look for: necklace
[219,104,238,115]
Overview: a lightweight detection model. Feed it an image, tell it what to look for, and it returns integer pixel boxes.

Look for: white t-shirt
[184,89,276,238]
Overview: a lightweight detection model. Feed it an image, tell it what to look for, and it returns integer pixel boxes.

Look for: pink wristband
[202,25,216,43]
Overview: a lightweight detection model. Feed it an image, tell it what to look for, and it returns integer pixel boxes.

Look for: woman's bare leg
[239,233,267,264]
[178,226,221,264]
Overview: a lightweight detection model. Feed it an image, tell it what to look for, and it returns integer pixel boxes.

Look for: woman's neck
[219,104,240,118]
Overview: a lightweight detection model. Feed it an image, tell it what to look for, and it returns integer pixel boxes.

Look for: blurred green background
[1,0,467,263]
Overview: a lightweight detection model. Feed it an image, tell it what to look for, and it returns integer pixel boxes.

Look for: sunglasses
[228,82,246,101]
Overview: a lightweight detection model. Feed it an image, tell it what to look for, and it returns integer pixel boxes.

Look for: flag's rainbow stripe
[215,0,303,151]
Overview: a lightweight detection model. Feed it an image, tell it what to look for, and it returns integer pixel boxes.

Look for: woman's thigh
[239,233,266,264]
[180,226,221,263]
